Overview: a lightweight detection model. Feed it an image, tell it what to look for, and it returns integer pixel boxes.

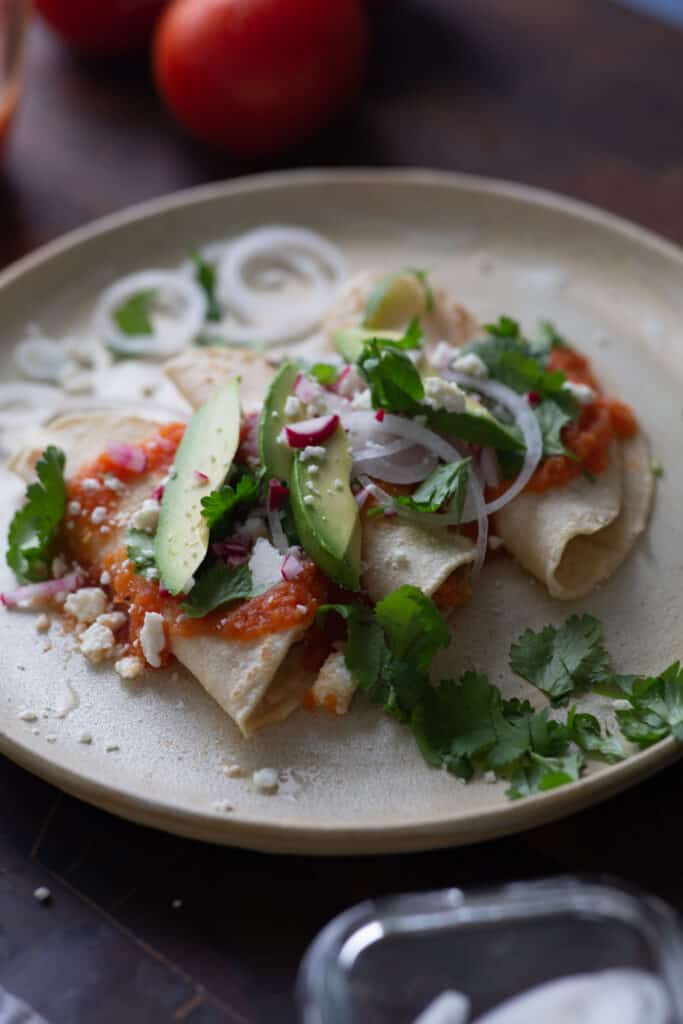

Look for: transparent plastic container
[297,877,683,1023]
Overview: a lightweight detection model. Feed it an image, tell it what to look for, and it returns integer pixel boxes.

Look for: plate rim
[1,166,681,854]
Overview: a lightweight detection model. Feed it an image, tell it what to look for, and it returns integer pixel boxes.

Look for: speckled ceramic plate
[1,170,682,854]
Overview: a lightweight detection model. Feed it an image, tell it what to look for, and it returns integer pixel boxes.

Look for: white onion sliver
[480,446,501,489]
[94,270,208,358]
[351,438,415,462]
[210,226,348,348]
[467,463,488,576]
[447,372,543,515]
[14,337,71,383]
[353,450,438,485]
[267,507,289,555]
[342,411,465,465]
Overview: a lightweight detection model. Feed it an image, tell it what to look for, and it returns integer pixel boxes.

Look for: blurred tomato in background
[34,0,167,55]
[153,0,368,158]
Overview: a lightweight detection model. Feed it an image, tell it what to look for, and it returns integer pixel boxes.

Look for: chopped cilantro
[567,707,626,763]
[200,469,263,534]
[507,751,584,800]
[375,585,450,671]
[192,252,222,322]
[532,320,567,362]
[509,614,609,702]
[126,528,157,579]
[309,362,339,386]
[7,446,67,582]
[534,399,576,458]
[614,662,683,747]
[113,291,155,336]
[181,564,255,618]
[394,459,470,520]
[358,342,424,414]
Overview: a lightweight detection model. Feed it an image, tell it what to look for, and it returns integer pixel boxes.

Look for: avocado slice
[426,397,525,453]
[363,271,429,330]
[258,360,299,481]
[290,427,361,591]
[334,327,404,364]
[156,378,241,595]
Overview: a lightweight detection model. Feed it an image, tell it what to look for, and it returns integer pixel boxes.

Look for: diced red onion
[106,441,148,474]
[334,364,364,398]
[355,486,370,508]
[446,373,543,515]
[152,483,165,502]
[375,408,385,423]
[294,373,320,405]
[1,570,84,609]
[193,470,209,485]
[281,549,305,581]
[267,478,289,511]
[211,537,253,567]
[527,390,542,407]
[285,414,339,448]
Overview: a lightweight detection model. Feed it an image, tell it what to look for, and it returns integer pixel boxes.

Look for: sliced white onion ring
[446,372,543,515]
[94,270,208,358]
[354,446,438,484]
[206,226,348,348]
[342,411,465,465]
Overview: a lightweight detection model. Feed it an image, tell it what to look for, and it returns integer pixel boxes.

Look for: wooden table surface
[1,2,682,1022]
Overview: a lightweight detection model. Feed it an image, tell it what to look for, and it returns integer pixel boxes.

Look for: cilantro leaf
[181,564,255,618]
[394,460,470,520]
[375,585,450,672]
[113,291,155,335]
[532,320,567,362]
[358,343,424,413]
[510,614,609,702]
[200,470,263,533]
[309,363,339,386]
[567,707,626,763]
[534,399,576,457]
[507,751,584,800]
[192,252,222,322]
[126,528,157,579]
[7,446,67,582]
[615,662,683,747]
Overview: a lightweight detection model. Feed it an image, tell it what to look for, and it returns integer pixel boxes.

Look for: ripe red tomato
[153,0,368,158]
[35,0,167,55]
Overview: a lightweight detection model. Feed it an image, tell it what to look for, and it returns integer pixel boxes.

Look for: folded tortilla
[8,410,314,737]
[165,347,274,413]
[494,437,653,599]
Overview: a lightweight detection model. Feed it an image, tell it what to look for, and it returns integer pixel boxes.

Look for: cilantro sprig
[126,529,158,580]
[200,468,263,534]
[394,459,470,520]
[7,446,67,582]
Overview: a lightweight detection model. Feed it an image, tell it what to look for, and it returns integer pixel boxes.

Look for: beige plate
[1,170,682,854]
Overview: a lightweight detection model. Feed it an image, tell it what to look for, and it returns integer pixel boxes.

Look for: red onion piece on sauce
[106,441,148,474]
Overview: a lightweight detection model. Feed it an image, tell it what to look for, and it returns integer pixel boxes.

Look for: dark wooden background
[1,2,683,1021]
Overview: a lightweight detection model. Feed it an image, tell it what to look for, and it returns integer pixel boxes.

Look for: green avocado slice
[290,427,361,591]
[258,360,299,482]
[363,272,429,330]
[156,378,240,595]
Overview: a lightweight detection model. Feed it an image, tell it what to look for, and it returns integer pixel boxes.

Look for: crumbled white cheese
[130,498,160,534]
[33,886,51,904]
[451,352,488,378]
[19,709,38,722]
[252,768,279,794]
[307,463,319,475]
[140,612,166,668]
[283,395,301,418]
[276,429,288,447]
[248,537,284,594]
[67,500,81,516]
[300,445,326,462]
[64,587,108,623]
[96,611,127,632]
[91,506,107,525]
[78,731,93,744]
[303,495,315,506]
[114,655,144,680]
[305,393,329,417]
[82,477,100,492]
[104,474,125,493]
[78,622,116,663]
[563,380,597,405]
[295,604,308,616]
[351,388,373,411]
[35,613,50,633]
[431,341,458,370]
[423,376,467,413]
[484,770,497,784]
[306,481,319,494]
[99,570,111,586]
[309,652,357,715]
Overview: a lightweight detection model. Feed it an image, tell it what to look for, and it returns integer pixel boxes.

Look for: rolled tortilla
[494,437,653,599]
[165,346,274,412]
[361,515,476,603]
[323,268,478,348]
[7,411,311,737]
